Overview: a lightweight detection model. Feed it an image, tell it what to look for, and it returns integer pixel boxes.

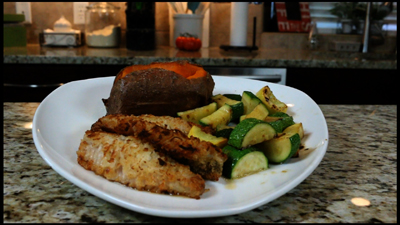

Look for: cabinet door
[286,68,397,104]
[3,64,123,102]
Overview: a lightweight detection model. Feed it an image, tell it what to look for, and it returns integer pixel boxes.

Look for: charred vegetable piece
[199,104,233,129]
[212,94,244,121]
[264,116,295,133]
[177,102,217,124]
[256,86,288,114]
[188,126,228,148]
[256,123,303,164]
[240,103,269,121]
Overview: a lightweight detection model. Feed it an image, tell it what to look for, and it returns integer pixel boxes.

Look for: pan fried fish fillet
[137,114,193,134]
[91,114,228,181]
[137,114,214,135]
[77,130,205,199]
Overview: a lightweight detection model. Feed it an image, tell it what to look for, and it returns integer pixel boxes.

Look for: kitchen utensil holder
[173,14,204,47]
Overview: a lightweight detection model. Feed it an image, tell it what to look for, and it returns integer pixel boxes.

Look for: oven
[203,67,287,85]
[4,64,287,102]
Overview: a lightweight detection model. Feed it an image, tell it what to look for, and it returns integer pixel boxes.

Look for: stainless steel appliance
[203,67,287,85]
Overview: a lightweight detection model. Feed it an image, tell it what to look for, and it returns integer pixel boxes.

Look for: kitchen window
[309,2,397,36]
[264,2,397,36]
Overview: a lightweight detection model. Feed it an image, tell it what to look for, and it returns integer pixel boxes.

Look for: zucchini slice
[240,102,269,121]
[241,91,262,115]
[222,145,268,179]
[257,133,300,164]
[212,94,244,120]
[177,102,217,124]
[265,116,295,133]
[223,94,242,101]
[256,86,288,114]
[228,118,277,149]
[212,94,240,108]
[188,126,228,148]
[269,112,290,118]
[285,123,304,158]
[256,123,303,164]
[284,123,304,139]
[215,124,235,138]
[199,104,232,129]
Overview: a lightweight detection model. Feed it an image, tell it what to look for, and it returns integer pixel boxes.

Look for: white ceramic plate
[32,76,329,218]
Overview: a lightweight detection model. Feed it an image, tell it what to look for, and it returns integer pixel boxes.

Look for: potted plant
[329,2,392,34]
[329,2,364,34]
[356,2,393,36]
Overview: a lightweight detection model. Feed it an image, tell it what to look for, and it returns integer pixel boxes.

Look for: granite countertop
[3,45,397,69]
[4,102,397,223]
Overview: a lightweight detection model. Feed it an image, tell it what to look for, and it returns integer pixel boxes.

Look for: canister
[85,2,121,48]
[4,14,27,47]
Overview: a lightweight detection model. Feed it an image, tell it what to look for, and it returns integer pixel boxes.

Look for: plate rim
[32,76,329,218]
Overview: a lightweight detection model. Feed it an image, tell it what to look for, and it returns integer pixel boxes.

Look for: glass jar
[85,2,121,48]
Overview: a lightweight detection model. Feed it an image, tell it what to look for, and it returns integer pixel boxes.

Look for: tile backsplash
[3,2,263,48]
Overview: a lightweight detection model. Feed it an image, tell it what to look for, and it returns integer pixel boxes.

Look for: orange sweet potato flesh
[114,61,208,84]
[103,61,215,117]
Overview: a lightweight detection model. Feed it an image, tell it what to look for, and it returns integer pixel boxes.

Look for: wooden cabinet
[3,64,123,102]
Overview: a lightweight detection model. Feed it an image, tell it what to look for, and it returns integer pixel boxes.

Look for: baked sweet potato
[103,61,215,117]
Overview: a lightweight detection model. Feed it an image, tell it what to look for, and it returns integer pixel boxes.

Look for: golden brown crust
[77,130,205,199]
[91,114,227,181]
[137,114,215,135]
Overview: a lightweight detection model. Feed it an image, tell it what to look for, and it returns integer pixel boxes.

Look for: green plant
[358,2,392,21]
[329,2,392,21]
[329,2,361,20]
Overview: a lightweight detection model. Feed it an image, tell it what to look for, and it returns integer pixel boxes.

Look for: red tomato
[175,36,185,49]
[175,36,202,51]
[183,37,196,51]
[194,38,202,50]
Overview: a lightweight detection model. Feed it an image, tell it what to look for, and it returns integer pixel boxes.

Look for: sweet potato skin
[103,67,215,117]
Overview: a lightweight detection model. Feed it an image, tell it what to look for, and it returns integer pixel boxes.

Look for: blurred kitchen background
[3,2,397,51]
[3,2,398,104]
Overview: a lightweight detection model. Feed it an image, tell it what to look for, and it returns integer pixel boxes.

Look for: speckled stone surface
[4,103,396,223]
[3,45,397,69]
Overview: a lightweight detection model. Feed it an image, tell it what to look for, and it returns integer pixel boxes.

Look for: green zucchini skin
[230,102,244,121]
[223,94,242,101]
[266,116,295,133]
[241,91,262,115]
[212,94,244,121]
[222,145,268,179]
[269,112,290,118]
[257,133,301,164]
[228,118,277,149]
[215,127,234,138]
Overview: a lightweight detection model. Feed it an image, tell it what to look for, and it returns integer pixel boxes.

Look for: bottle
[125,2,155,51]
[308,21,319,50]
[263,2,279,32]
